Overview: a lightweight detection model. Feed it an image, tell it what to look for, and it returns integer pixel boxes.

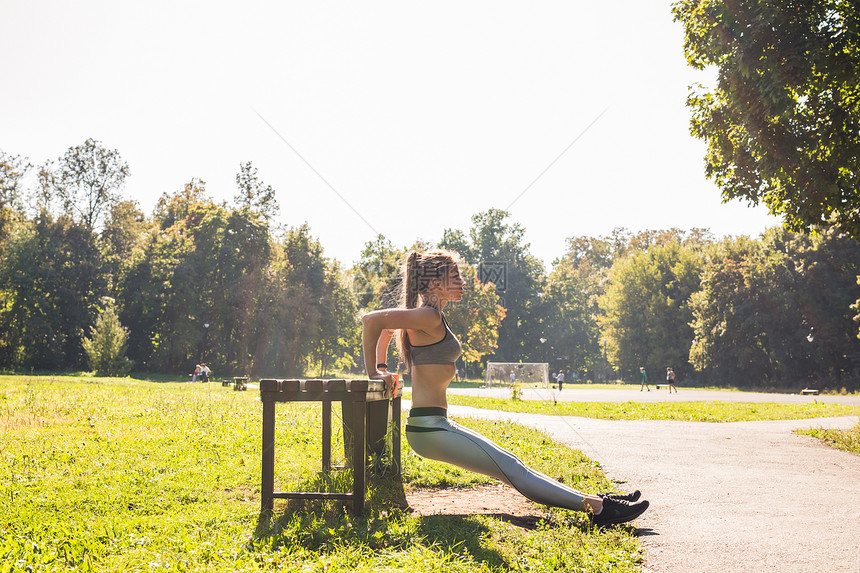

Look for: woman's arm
[375,329,395,368]
[361,307,441,378]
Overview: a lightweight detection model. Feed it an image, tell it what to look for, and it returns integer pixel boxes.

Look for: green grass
[434,393,860,422]
[796,423,860,455]
[0,375,644,572]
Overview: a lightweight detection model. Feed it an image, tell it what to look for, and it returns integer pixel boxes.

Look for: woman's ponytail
[398,251,420,368]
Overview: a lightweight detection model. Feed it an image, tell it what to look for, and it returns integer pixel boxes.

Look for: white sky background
[1,1,780,269]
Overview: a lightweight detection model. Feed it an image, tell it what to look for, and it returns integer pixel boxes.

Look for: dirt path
[410,400,860,572]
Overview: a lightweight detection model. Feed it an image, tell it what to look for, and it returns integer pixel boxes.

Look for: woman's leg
[406,409,595,511]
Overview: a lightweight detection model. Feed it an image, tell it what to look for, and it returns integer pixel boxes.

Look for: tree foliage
[544,244,607,377]
[234,161,279,221]
[351,235,406,311]
[599,240,705,380]
[0,149,30,211]
[673,0,860,238]
[83,300,132,376]
[40,139,130,229]
[441,209,546,362]
[690,228,860,385]
[3,140,860,390]
[0,214,104,370]
[444,262,506,366]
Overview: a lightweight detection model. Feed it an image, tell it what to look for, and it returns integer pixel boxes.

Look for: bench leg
[322,400,331,472]
[365,400,389,459]
[352,401,366,515]
[261,400,275,512]
[343,400,390,465]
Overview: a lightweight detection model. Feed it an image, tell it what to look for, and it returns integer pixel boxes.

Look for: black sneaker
[592,497,649,527]
[598,490,641,502]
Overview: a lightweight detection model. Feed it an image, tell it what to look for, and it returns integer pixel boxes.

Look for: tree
[440,209,547,362]
[83,300,132,376]
[311,260,360,376]
[101,200,150,293]
[0,149,29,211]
[600,241,705,380]
[851,277,860,340]
[688,228,860,387]
[234,161,278,221]
[545,232,635,379]
[253,224,329,377]
[0,150,29,242]
[42,139,130,229]
[153,178,212,229]
[544,255,603,379]
[351,235,406,311]
[688,236,780,384]
[195,206,272,375]
[0,214,105,370]
[115,225,175,371]
[444,263,506,368]
[673,0,860,238]
[766,227,860,382]
[120,182,216,372]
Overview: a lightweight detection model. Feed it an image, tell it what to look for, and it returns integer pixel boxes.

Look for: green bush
[82,303,132,376]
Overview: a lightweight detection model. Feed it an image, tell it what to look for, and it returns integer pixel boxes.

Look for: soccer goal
[485,362,550,388]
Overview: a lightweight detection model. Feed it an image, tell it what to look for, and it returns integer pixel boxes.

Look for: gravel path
[421,390,860,572]
[446,385,860,405]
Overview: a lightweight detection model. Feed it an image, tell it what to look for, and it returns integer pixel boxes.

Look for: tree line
[1,141,859,388]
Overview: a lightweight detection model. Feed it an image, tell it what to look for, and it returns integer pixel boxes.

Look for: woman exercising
[361,249,648,526]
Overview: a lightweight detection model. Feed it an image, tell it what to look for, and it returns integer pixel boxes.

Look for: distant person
[666,367,677,393]
[573,371,579,384]
[200,363,211,383]
[556,370,565,391]
[454,367,461,382]
[640,367,649,392]
[192,364,201,383]
[362,249,648,526]
[510,370,516,384]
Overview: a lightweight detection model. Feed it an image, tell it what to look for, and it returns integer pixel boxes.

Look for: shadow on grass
[253,470,408,537]
[416,514,507,567]
[249,467,621,571]
[420,511,547,531]
[251,472,520,569]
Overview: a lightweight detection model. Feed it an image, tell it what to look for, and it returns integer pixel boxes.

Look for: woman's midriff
[410,364,454,408]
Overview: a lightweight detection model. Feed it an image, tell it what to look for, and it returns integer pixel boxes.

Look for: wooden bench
[259,378,402,515]
[801,388,820,395]
[233,377,248,391]
[655,384,674,390]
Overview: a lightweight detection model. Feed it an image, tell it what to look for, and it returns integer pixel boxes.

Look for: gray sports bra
[410,313,462,366]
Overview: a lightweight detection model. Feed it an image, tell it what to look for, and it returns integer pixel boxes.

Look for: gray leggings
[405,407,587,511]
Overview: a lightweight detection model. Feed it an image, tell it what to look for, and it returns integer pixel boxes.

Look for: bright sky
[1,1,780,269]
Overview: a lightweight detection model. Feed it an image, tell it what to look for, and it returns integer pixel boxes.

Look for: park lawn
[796,423,860,455]
[0,375,644,573]
[436,393,860,422]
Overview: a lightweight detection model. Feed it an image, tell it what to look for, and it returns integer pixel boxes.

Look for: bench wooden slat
[304,379,324,392]
[260,379,392,395]
[326,379,346,392]
[348,380,368,392]
[259,378,279,392]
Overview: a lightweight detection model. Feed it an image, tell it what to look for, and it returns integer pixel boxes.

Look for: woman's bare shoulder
[362,306,442,330]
